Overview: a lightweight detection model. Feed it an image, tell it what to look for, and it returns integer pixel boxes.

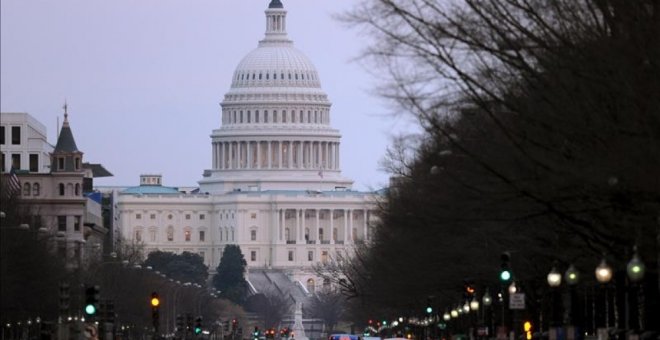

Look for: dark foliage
[213,245,249,305]
[144,250,209,286]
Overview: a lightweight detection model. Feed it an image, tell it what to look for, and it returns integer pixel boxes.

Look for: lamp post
[564,264,580,333]
[482,290,492,338]
[626,247,646,331]
[594,258,613,333]
[547,265,562,339]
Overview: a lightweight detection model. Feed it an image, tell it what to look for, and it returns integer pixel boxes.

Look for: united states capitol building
[116,0,380,293]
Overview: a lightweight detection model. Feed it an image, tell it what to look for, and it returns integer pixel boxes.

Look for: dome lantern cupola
[262,0,289,45]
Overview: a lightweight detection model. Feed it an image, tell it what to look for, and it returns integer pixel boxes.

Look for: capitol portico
[116,0,379,290]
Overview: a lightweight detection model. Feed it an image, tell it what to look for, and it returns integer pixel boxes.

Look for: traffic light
[59,282,70,316]
[106,300,115,324]
[176,315,184,332]
[500,252,512,283]
[426,298,433,314]
[84,285,100,316]
[464,280,475,299]
[523,321,533,340]
[151,292,160,330]
[194,316,203,335]
[265,328,275,339]
[232,319,238,331]
[223,321,229,333]
[253,326,260,340]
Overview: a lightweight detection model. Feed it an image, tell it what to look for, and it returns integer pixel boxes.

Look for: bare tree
[334,0,659,316]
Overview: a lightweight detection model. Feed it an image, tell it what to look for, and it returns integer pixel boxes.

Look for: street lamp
[626,247,645,283]
[547,266,562,287]
[482,291,492,307]
[547,265,562,328]
[564,264,580,328]
[594,258,612,329]
[470,300,479,311]
[595,259,613,284]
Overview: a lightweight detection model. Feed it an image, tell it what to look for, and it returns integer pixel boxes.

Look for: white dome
[231,45,321,88]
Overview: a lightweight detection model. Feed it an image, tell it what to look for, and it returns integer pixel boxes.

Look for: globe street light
[594,258,612,329]
[564,264,579,328]
[626,247,645,283]
[565,265,579,286]
[547,265,562,328]
[547,266,562,288]
[595,259,613,284]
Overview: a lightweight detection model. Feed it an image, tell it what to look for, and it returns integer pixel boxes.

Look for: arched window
[59,183,65,196]
[32,183,40,196]
[23,183,31,196]
[307,278,315,293]
[75,183,80,196]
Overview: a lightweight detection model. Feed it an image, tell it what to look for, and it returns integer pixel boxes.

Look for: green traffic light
[195,327,202,334]
[500,270,511,281]
[85,304,96,315]
[426,306,433,314]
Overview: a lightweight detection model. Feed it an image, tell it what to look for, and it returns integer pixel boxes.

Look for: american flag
[3,167,21,198]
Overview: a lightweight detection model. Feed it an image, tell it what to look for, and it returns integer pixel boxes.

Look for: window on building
[0,126,4,145]
[29,154,38,172]
[250,230,257,241]
[75,183,80,196]
[319,229,324,241]
[150,230,156,242]
[168,214,173,220]
[200,214,205,220]
[251,213,256,219]
[136,213,142,219]
[333,228,338,241]
[199,230,205,242]
[135,230,142,242]
[199,251,205,261]
[185,230,191,242]
[32,183,40,196]
[58,157,64,170]
[186,214,191,220]
[74,216,81,231]
[23,183,30,196]
[250,251,256,262]
[58,216,67,232]
[288,250,294,261]
[321,251,328,264]
[11,126,20,145]
[151,214,156,220]
[308,251,313,261]
[59,183,65,196]
[11,154,20,170]
[75,157,80,170]
[167,227,174,241]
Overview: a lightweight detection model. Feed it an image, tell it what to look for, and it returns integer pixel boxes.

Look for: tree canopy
[144,250,208,286]
[325,0,660,322]
[213,245,249,305]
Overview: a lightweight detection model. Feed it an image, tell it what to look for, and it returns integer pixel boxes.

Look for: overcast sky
[1,0,413,191]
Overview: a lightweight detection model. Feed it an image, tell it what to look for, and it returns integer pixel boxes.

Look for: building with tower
[115,0,380,295]
[0,109,112,269]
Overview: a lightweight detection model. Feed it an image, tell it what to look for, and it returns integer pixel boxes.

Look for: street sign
[509,293,525,309]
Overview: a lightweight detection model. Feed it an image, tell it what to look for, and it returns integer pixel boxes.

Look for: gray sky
[1,0,410,191]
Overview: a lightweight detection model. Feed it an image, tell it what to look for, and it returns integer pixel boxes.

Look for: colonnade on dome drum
[211,139,340,171]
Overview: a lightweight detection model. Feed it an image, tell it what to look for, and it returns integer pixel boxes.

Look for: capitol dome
[200,0,353,194]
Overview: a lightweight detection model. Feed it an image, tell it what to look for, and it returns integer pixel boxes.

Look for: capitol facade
[117,0,379,290]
